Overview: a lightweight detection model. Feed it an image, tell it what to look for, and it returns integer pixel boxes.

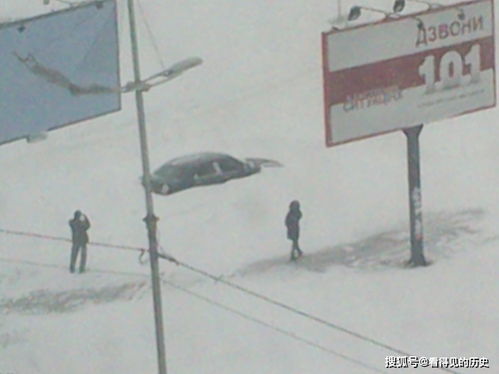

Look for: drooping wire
[72,5,117,75]
[29,1,101,56]
[179,261,388,348]
[0,228,139,252]
[162,257,463,374]
[135,0,166,70]
[162,279,389,374]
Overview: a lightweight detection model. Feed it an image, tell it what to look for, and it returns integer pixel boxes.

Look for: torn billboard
[0,0,120,145]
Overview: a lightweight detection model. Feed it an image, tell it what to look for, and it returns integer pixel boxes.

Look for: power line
[0,228,140,252]
[0,227,463,374]
[163,257,458,374]
[0,256,146,279]
[0,256,386,374]
[162,279,388,374]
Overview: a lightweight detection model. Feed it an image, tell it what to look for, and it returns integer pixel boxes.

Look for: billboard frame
[322,0,496,147]
[0,0,121,146]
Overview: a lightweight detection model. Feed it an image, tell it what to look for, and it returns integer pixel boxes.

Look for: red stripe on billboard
[325,36,494,107]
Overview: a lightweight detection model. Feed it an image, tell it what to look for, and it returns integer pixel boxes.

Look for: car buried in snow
[145,152,280,195]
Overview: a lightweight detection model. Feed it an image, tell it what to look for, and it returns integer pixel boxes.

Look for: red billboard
[322,0,496,146]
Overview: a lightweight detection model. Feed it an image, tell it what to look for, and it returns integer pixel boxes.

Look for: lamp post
[126,0,202,373]
[37,0,200,370]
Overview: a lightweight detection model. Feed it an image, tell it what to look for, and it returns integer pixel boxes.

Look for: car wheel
[160,184,170,194]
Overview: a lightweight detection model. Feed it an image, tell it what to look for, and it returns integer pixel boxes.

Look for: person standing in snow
[69,210,91,274]
[285,200,303,261]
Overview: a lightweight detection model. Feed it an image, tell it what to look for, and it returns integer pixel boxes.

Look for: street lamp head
[393,0,406,13]
[348,6,361,21]
[415,17,424,30]
[122,57,203,93]
[457,8,465,21]
[163,57,203,78]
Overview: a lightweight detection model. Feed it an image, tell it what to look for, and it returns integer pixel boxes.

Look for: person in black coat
[285,200,303,260]
[69,210,91,273]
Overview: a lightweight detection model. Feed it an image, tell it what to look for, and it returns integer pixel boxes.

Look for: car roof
[167,152,233,166]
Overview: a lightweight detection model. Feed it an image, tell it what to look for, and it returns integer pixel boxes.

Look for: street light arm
[145,57,203,81]
[122,57,203,93]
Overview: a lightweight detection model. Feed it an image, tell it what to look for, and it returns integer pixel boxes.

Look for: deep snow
[0,0,498,373]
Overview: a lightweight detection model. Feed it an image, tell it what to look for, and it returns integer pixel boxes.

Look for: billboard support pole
[126,0,168,373]
[403,125,427,267]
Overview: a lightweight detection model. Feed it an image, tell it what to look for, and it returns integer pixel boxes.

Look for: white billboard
[0,0,120,145]
[322,0,495,146]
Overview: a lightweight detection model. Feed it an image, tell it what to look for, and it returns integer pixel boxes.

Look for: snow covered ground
[0,0,498,373]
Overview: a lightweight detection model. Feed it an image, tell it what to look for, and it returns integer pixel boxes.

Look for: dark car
[148,152,263,195]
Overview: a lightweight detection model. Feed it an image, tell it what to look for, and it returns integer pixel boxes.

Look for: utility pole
[403,125,427,267]
[126,0,168,373]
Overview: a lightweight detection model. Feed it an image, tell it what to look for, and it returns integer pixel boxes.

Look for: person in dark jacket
[285,200,303,260]
[69,210,91,273]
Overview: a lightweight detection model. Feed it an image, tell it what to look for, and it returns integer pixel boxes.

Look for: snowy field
[0,0,498,373]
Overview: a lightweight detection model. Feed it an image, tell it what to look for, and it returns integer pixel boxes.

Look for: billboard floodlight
[347,6,361,21]
[457,8,465,20]
[347,5,396,21]
[393,0,406,13]
[414,16,424,29]
[405,0,466,21]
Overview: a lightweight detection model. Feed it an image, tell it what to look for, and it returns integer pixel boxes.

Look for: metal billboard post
[126,0,168,373]
[403,125,427,267]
